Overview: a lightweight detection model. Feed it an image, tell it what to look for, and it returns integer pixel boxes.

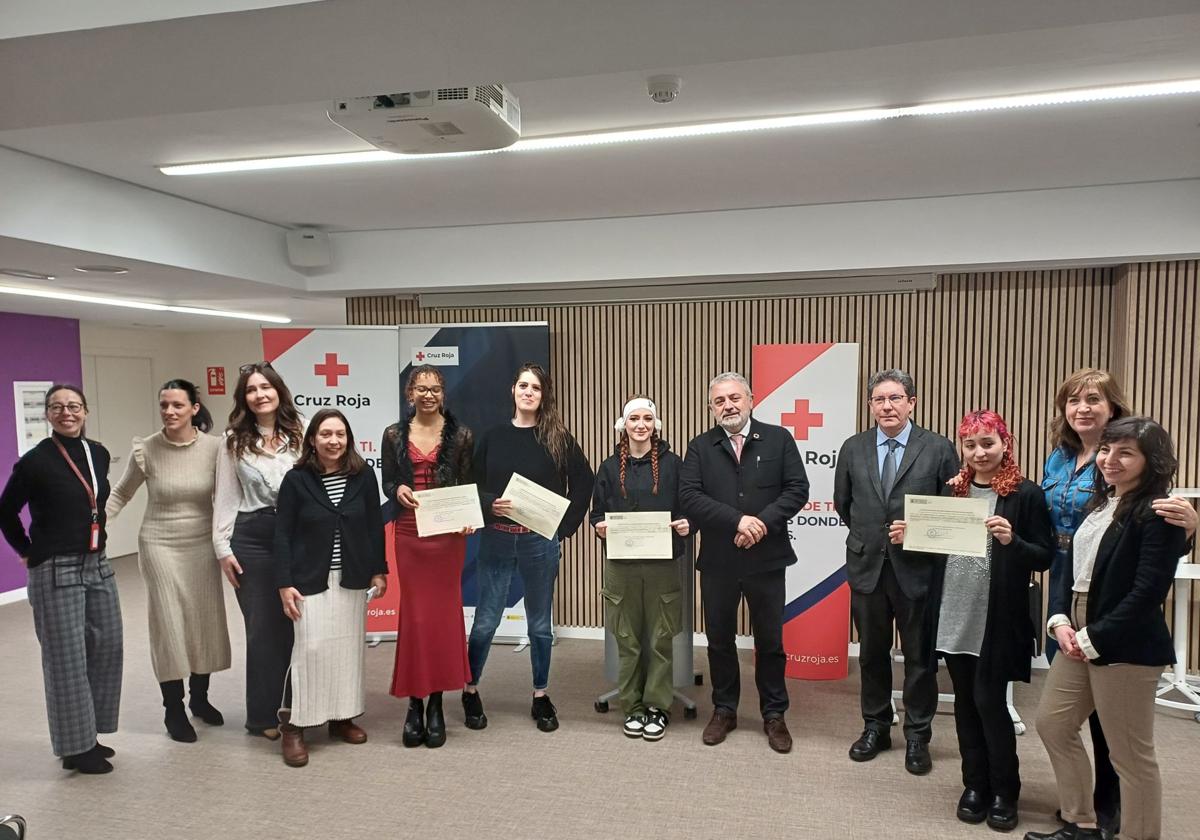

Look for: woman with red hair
[892,410,1055,831]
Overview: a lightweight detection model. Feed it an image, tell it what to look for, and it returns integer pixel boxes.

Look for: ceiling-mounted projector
[328,85,521,154]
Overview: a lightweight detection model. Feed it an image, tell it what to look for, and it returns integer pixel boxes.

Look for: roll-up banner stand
[752,343,859,680]
[398,323,551,643]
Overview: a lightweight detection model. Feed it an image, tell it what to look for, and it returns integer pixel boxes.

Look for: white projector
[328,85,521,154]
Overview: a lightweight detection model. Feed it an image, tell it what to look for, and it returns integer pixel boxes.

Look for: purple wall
[0,313,82,595]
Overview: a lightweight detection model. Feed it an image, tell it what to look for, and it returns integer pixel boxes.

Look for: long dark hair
[295,409,366,475]
[225,362,303,457]
[161,379,212,433]
[1087,416,1177,523]
[513,363,570,476]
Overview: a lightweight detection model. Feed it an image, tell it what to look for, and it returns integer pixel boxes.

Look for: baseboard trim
[0,586,28,606]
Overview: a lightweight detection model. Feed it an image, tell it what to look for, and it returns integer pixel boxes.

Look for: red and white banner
[752,343,859,680]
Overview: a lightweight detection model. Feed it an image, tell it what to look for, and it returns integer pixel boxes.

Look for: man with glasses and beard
[834,369,958,775]
[679,372,809,754]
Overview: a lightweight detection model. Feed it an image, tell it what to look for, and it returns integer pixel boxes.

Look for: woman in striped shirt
[273,409,388,768]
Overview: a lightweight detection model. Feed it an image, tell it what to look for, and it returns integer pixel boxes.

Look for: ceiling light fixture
[73,265,129,274]
[158,78,1200,175]
[0,268,56,281]
[0,284,292,323]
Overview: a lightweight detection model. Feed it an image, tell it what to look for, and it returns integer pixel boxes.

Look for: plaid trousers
[28,552,124,757]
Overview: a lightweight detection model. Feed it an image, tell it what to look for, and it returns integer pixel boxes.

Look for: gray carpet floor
[2,554,1198,839]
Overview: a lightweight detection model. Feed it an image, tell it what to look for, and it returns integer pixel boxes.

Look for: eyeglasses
[869,394,909,406]
[239,361,274,375]
[413,385,443,396]
[48,402,85,415]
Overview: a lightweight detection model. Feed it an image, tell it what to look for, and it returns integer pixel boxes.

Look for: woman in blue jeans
[466,363,593,732]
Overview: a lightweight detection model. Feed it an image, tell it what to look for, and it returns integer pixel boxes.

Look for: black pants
[700,566,788,719]
[943,654,1020,800]
[850,558,936,742]
[231,509,293,731]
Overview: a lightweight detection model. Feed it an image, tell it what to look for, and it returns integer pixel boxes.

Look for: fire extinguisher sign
[206,366,226,395]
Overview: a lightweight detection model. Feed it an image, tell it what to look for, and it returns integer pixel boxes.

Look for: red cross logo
[416,351,425,362]
[781,399,824,441]
[314,352,349,386]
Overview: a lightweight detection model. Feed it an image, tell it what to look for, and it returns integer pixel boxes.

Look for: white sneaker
[642,707,669,741]
[623,714,645,738]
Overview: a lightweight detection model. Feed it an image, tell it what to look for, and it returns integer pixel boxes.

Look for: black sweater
[589,440,688,559]
[472,422,594,539]
[0,433,111,566]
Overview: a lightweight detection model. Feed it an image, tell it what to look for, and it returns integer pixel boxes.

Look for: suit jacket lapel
[710,425,739,465]
[1091,517,1123,582]
[892,426,928,489]
[866,432,885,502]
[301,469,340,513]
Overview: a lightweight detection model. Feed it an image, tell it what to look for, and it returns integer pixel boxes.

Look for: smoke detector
[647,74,682,104]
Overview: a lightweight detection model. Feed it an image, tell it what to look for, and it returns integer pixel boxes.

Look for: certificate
[413,483,485,537]
[605,512,673,560]
[902,494,989,558]
[501,473,571,540]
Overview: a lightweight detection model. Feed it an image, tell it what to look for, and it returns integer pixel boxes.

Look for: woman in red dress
[381,365,475,748]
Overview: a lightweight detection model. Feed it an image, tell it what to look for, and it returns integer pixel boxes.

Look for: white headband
[614,398,662,432]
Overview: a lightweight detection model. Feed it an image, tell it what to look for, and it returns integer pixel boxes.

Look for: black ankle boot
[62,744,113,774]
[161,680,197,743]
[425,692,446,748]
[188,673,225,726]
[403,697,426,747]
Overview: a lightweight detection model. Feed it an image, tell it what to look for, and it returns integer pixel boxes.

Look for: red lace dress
[389,442,472,698]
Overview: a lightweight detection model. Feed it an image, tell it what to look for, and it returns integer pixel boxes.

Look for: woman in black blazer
[892,410,1055,831]
[273,409,387,768]
[1027,417,1187,840]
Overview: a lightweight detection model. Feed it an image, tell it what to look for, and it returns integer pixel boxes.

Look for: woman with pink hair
[892,410,1055,832]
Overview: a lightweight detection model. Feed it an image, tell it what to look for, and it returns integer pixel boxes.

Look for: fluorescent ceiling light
[160,78,1200,175]
[0,284,292,323]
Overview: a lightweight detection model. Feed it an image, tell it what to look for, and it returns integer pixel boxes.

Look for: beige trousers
[1036,593,1163,840]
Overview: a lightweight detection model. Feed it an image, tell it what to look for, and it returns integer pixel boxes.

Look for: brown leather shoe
[701,708,737,746]
[280,724,308,767]
[329,719,368,744]
[764,717,792,753]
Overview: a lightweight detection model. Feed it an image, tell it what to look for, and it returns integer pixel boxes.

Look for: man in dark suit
[679,371,809,754]
[833,368,958,774]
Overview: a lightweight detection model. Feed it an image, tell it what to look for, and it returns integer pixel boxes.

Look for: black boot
[161,680,197,743]
[62,744,113,774]
[402,697,426,747]
[188,673,225,726]
[425,692,446,749]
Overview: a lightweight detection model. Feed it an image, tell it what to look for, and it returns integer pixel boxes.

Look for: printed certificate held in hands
[501,473,571,540]
[605,511,674,560]
[413,483,485,537]
[902,494,989,558]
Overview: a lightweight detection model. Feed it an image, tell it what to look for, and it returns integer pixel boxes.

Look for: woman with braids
[1027,418,1187,840]
[212,362,304,739]
[893,410,1055,831]
[382,365,475,749]
[107,379,231,743]
[465,363,594,732]
[589,397,690,741]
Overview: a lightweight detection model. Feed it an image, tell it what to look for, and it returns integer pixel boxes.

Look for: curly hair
[225,362,304,458]
[952,409,1024,497]
[405,364,446,406]
[1087,416,1177,523]
[1049,368,1132,454]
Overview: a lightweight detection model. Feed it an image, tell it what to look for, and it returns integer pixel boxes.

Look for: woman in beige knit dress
[107,379,231,742]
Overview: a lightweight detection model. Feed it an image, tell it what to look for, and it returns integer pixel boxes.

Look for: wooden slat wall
[347,264,1197,670]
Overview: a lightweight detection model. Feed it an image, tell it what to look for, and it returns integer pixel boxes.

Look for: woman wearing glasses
[106,379,230,743]
[383,365,475,748]
[0,385,122,774]
[213,362,304,739]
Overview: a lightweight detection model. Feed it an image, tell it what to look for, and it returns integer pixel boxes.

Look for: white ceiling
[1,0,1199,326]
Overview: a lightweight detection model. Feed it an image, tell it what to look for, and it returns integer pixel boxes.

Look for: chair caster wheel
[594,701,609,713]
[684,707,697,720]
[1013,722,1026,736]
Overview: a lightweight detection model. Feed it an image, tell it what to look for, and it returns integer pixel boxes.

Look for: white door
[85,355,157,558]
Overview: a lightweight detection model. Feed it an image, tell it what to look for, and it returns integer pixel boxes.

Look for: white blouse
[212,433,297,558]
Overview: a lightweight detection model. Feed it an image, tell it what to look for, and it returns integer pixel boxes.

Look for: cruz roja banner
[262,327,401,636]
[752,343,859,680]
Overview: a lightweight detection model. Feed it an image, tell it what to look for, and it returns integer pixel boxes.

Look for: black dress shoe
[987,795,1019,832]
[1024,826,1103,840]
[904,739,932,775]
[425,692,446,749]
[848,728,891,762]
[402,697,426,747]
[462,690,488,730]
[61,746,113,774]
[957,788,988,824]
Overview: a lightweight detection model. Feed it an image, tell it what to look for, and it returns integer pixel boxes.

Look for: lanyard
[52,436,101,550]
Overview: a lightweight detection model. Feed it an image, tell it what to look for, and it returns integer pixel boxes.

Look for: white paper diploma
[413,483,485,537]
[501,473,571,540]
[902,494,989,558]
[605,511,674,560]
